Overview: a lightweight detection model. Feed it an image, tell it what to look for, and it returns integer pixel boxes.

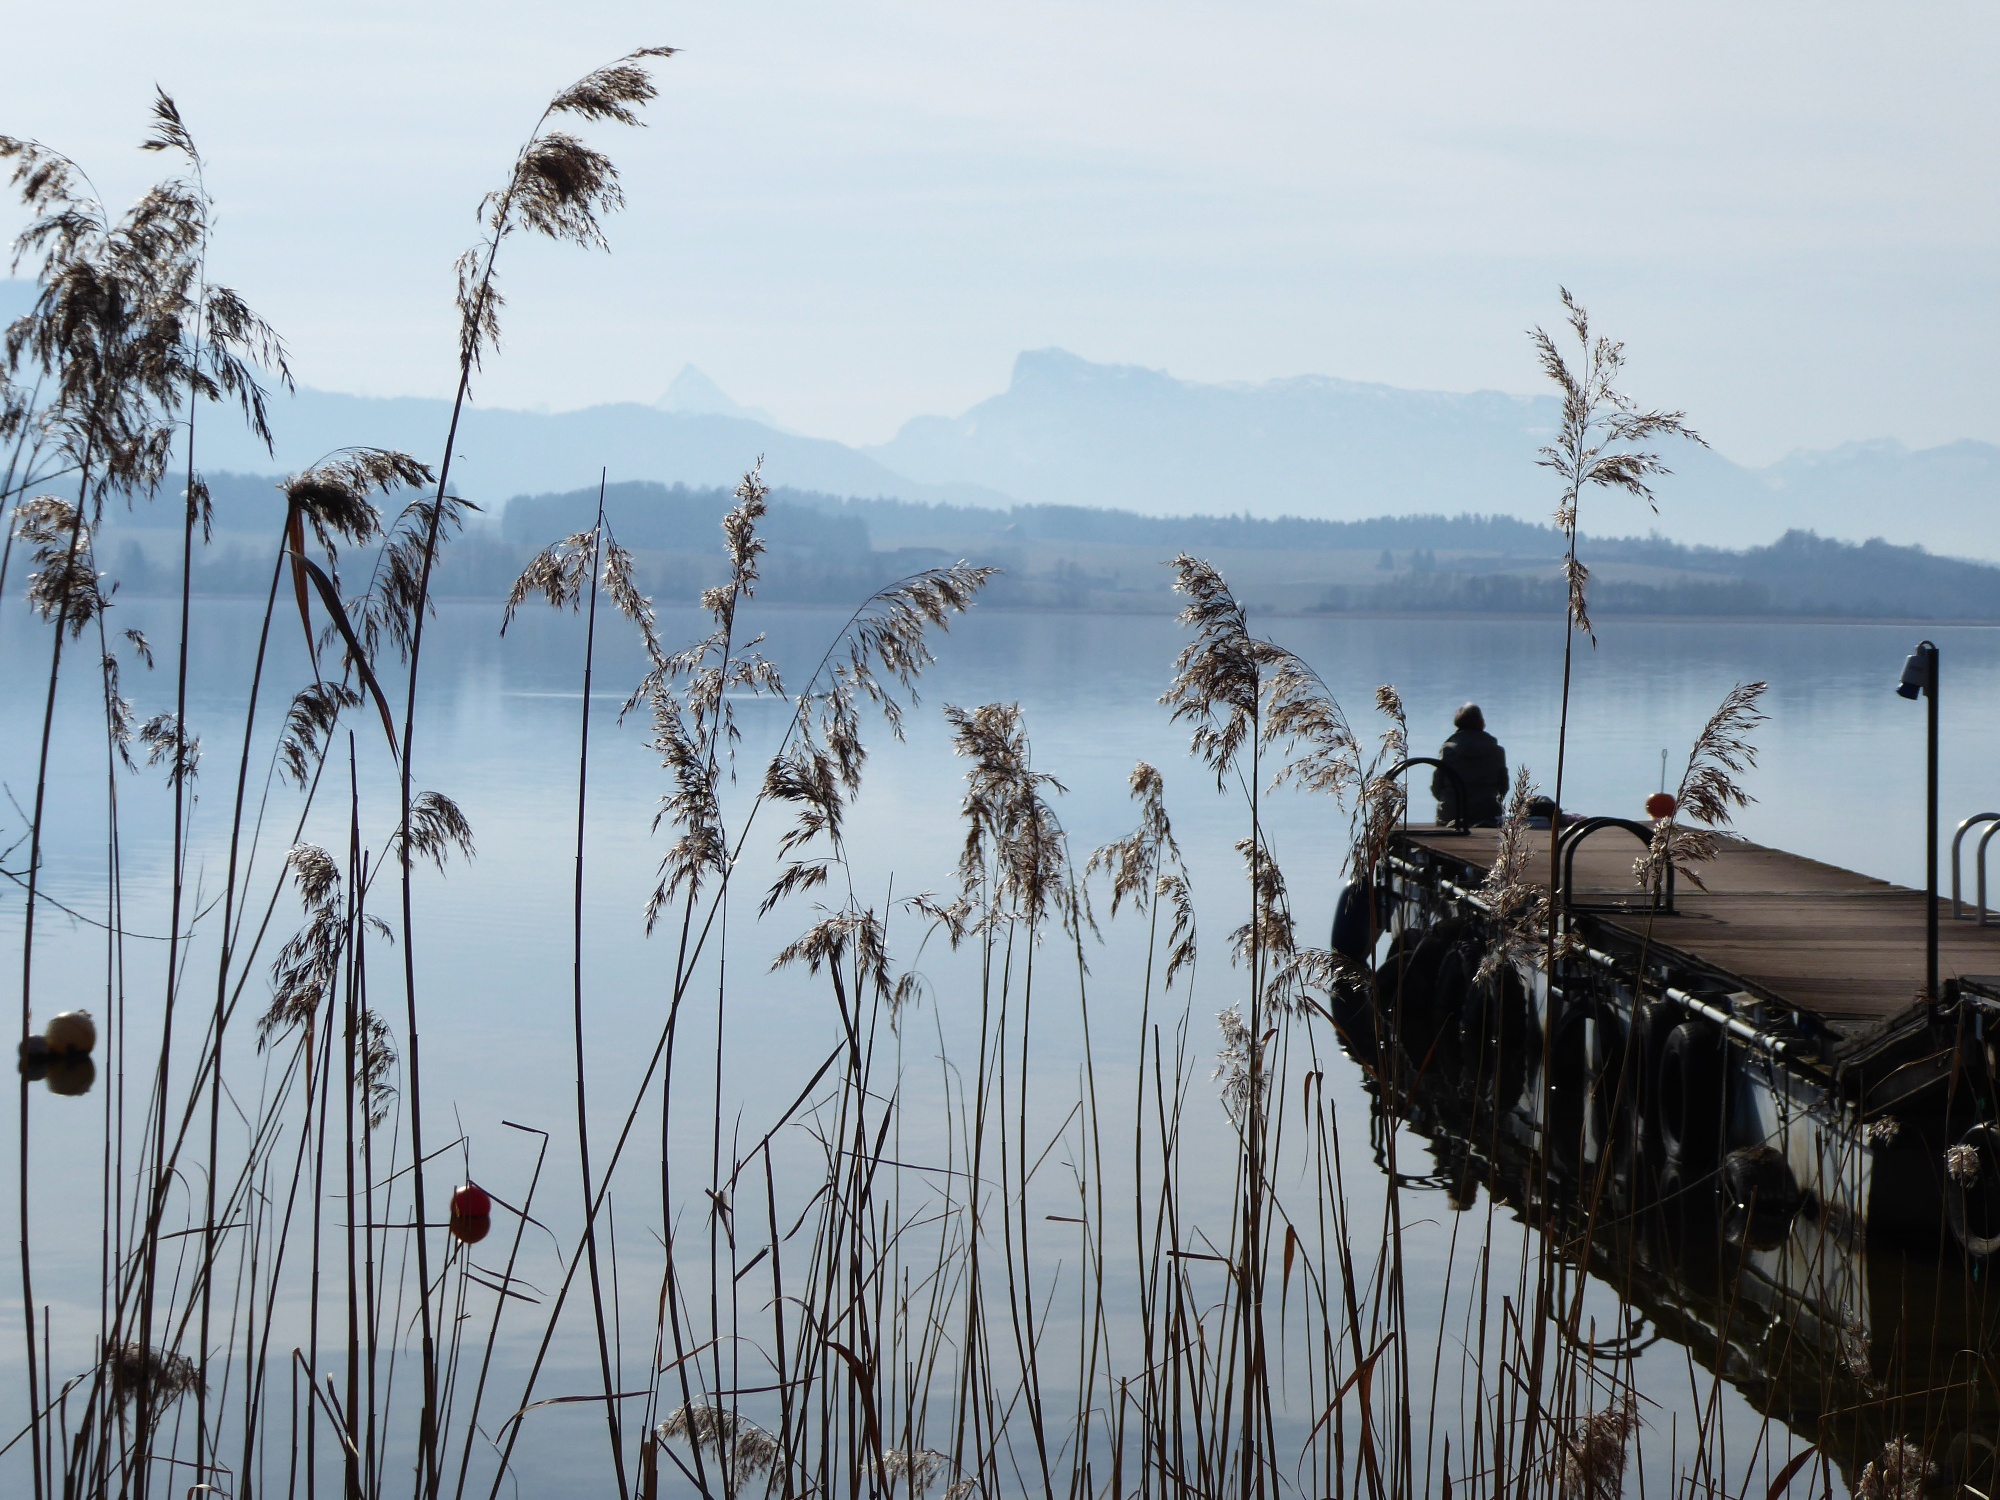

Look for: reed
[1528,289,1701,905]
[4,81,1993,1500]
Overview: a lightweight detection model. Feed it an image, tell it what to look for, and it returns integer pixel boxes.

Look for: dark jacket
[1433,728,1507,825]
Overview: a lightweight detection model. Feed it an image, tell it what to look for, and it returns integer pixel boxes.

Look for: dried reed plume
[869,1447,954,1493]
[1946,1142,1981,1187]
[1532,288,1704,646]
[640,468,781,925]
[1086,762,1196,987]
[139,86,290,418]
[1262,654,1361,802]
[947,701,1079,936]
[1530,288,1702,1018]
[1348,683,1409,875]
[772,907,894,1014]
[785,556,997,795]
[753,558,997,924]
[261,844,349,1041]
[285,448,431,559]
[1634,681,1768,893]
[98,634,144,770]
[1213,1005,1267,1123]
[1158,870,1198,990]
[656,1403,781,1488]
[1855,1438,1932,1500]
[103,1342,202,1411]
[278,681,362,788]
[4,104,288,516]
[1478,767,1555,984]
[503,513,657,655]
[1087,763,1179,918]
[1557,1400,1635,1500]
[455,48,676,375]
[12,494,105,635]
[1229,833,1298,985]
[350,491,475,663]
[394,789,476,870]
[137,710,200,787]
[357,1009,399,1129]
[1163,553,1271,786]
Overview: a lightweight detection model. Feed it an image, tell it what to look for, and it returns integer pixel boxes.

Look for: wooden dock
[1392,825,2000,1048]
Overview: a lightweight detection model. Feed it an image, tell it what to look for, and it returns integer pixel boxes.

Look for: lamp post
[1896,640,1940,1000]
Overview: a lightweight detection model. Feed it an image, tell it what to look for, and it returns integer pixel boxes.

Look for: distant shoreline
[70,591,2000,630]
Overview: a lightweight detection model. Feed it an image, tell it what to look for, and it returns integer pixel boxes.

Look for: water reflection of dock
[1367,826,2000,1492]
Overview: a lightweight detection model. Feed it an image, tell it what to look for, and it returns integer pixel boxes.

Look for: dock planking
[1392,825,2000,1043]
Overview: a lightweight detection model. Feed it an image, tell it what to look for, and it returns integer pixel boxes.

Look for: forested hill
[89,474,2000,620]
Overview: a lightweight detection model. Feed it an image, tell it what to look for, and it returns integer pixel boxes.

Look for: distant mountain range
[99,474,2000,622]
[5,278,1997,560]
[177,385,1021,514]
[867,350,2000,561]
[182,353,2000,563]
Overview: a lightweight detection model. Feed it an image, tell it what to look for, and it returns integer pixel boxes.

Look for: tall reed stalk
[389,52,672,1491]
[4,84,1980,1500]
[1523,289,1701,1473]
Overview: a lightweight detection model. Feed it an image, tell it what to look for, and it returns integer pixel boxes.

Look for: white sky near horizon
[4,0,1999,464]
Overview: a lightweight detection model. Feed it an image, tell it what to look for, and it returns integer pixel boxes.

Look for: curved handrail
[1979,820,2000,928]
[1556,816,1674,915]
[1953,813,2000,918]
[1383,756,1471,834]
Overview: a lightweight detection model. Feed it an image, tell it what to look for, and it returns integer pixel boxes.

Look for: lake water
[4,592,1998,1497]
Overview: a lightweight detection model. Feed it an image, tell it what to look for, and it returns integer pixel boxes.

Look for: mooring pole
[1926,641,1940,1001]
[1897,639,1941,1000]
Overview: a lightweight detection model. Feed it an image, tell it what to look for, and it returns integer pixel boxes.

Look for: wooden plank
[1390,824,2000,1035]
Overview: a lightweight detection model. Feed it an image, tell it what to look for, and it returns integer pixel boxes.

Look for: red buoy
[450,1214,491,1246]
[451,1182,492,1219]
[1645,792,1677,821]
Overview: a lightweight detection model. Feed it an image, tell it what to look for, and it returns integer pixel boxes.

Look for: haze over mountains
[178,352,2000,564]
[869,351,2000,563]
[6,280,1995,560]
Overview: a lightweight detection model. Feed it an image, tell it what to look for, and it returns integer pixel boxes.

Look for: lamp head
[1897,642,1936,700]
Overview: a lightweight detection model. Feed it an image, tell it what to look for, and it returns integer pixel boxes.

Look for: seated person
[1432,703,1508,826]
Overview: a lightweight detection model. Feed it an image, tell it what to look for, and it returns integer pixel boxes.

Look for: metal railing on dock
[1384,756,1469,833]
[1951,812,2000,924]
[1556,816,1675,915]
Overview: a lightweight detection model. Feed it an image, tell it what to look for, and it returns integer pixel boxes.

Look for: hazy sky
[5,1,1998,463]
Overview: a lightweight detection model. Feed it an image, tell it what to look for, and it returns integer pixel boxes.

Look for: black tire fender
[1547,1000,1601,1170]
[1658,1019,1727,1171]
[1629,999,1682,1162]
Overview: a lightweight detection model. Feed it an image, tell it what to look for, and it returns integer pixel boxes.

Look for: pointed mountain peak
[654,365,779,427]
[1008,347,1173,392]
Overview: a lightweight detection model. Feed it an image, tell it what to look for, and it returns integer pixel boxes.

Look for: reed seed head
[948,701,1079,936]
[395,790,475,870]
[1085,761,1183,920]
[278,681,363,789]
[657,1403,780,1488]
[1856,1438,1931,1500]
[1530,287,1704,640]
[870,1449,951,1493]
[1635,681,1767,894]
[138,711,200,787]
[104,1342,201,1411]
[1559,1399,1635,1500]
[1213,1005,1266,1122]
[286,449,432,557]
[1478,766,1556,985]
[1945,1142,1979,1185]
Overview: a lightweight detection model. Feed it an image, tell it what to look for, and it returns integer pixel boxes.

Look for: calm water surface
[4,598,1997,1495]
